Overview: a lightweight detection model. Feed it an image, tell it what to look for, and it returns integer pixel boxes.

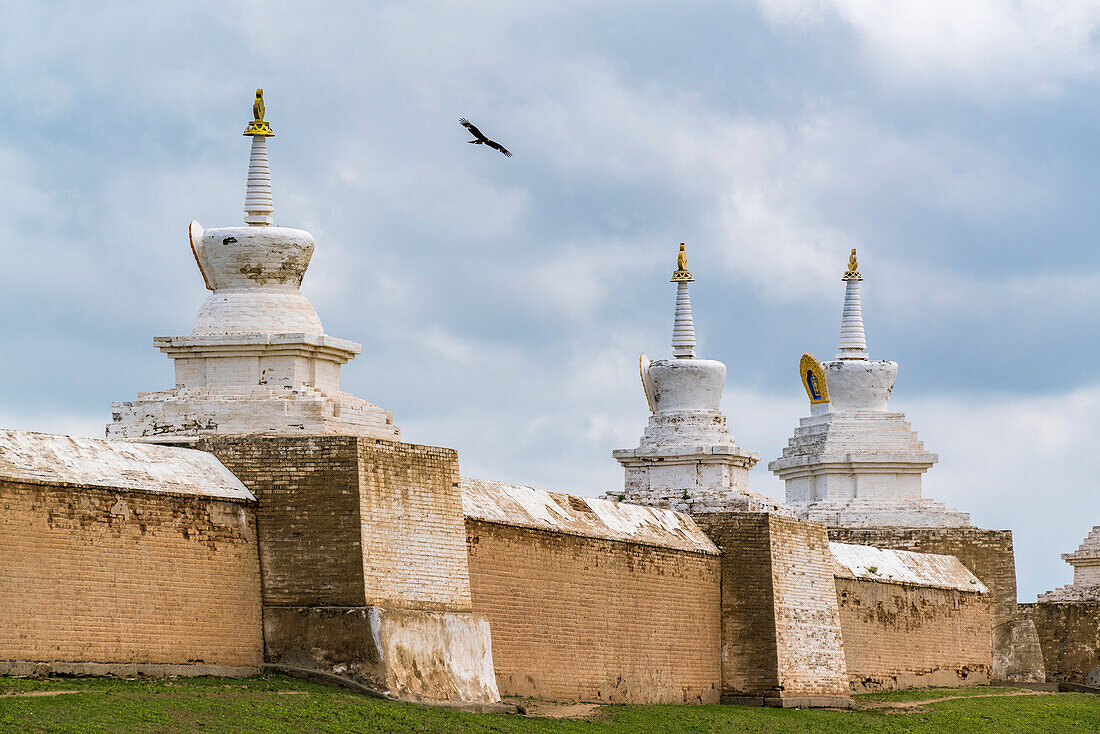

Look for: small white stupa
[108,90,398,442]
[610,244,788,515]
[768,250,968,528]
[1038,526,1100,602]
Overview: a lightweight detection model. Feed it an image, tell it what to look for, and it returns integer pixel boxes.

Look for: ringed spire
[670,243,696,359]
[243,89,275,226]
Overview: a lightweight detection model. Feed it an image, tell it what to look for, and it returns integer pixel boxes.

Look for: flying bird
[460,118,512,157]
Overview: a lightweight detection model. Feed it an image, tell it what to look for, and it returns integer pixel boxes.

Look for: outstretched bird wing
[459,118,487,141]
[483,138,512,157]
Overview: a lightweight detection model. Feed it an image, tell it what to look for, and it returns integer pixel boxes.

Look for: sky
[2,1,1099,601]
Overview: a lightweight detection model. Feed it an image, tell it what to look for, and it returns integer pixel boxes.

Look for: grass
[0,675,1097,733]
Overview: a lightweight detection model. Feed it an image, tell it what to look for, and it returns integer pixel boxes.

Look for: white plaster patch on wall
[830,541,988,593]
[0,429,253,501]
[461,477,717,554]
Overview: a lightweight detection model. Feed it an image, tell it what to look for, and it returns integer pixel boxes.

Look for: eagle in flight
[460,118,512,157]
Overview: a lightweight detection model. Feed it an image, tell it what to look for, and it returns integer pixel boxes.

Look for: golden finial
[843,248,861,280]
[243,89,274,137]
[671,242,694,282]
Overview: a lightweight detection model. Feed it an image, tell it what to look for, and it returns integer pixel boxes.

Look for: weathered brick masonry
[1019,602,1100,683]
[179,436,472,610]
[465,519,721,704]
[0,480,262,674]
[178,435,498,703]
[828,527,1045,682]
[836,578,991,691]
[694,512,851,707]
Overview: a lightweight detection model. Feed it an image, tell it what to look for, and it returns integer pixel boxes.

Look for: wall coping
[462,478,719,555]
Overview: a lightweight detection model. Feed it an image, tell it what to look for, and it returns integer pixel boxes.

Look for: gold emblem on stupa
[670,243,693,282]
[800,352,829,404]
[243,89,274,137]
[843,248,861,280]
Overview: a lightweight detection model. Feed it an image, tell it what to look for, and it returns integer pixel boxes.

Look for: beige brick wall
[359,440,471,610]
[184,436,473,611]
[837,578,992,691]
[0,480,262,669]
[465,519,721,704]
[768,515,851,700]
[693,512,850,705]
[828,526,1044,682]
[1020,601,1100,683]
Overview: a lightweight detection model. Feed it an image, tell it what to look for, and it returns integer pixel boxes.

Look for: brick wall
[182,436,363,606]
[0,480,262,671]
[837,578,991,691]
[1020,602,1100,683]
[358,439,471,610]
[465,519,721,704]
[184,436,473,610]
[680,513,850,706]
[768,515,851,702]
[828,527,1044,681]
[178,436,499,702]
[693,514,779,697]
[828,527,1016,624]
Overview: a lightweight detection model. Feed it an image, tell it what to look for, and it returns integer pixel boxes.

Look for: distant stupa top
[243,89,275,226]
[837,248,867,360]
[670,244,696,359]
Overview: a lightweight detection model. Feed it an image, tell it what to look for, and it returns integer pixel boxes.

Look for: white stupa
[768,250,968,528]
[108,90,399,442]
[609,245,788,515]
[1038,526,1100,602]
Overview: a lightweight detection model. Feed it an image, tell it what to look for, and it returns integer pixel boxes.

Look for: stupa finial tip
[244,88,274,137]
[671,242,693,282]
[843,248,861,280]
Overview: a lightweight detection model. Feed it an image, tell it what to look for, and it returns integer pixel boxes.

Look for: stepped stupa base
[794,498,970,528]
[609,485,793,516]
[1037,584,1100,603]
[108,386,398,442]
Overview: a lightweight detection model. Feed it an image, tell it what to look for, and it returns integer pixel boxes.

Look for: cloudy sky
[3,1,1100,601]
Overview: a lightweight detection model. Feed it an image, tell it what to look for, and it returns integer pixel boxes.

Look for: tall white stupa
[768,251,968,527]
[108,90,399,442]
[610,244,788,515]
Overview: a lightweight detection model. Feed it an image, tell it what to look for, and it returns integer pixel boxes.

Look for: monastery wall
[0,432,262,676]
[463,479,721,704]
[1020,602,1100,683]
[177,435,497,704]
[831,543,992,692]
[693,512,851,707]
[182,436,472,609]
[828,527,1045,682]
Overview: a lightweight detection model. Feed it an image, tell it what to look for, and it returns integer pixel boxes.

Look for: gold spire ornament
[671,243,693,282]
[243,89,274,136]
[799,353,830,404]
[843,248,861,281]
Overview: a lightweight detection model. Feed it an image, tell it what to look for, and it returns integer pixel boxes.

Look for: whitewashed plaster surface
[0,428,253,501]
[109,166,398,441]
[372,609,501,704]
[830,541,987,593]
[770,265,968,528]
[461,477,719,554]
